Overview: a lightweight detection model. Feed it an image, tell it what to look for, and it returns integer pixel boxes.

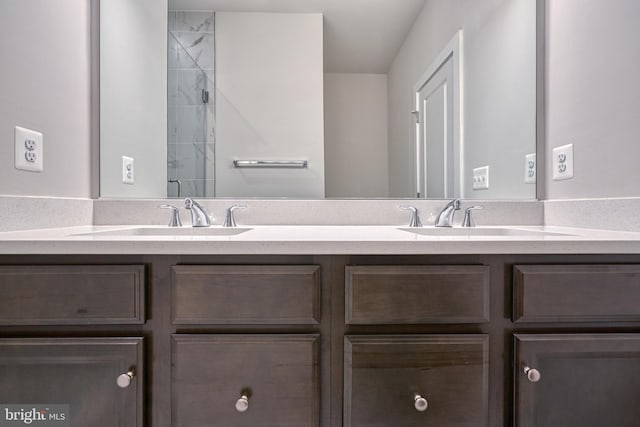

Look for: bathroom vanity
[1,225,640,426]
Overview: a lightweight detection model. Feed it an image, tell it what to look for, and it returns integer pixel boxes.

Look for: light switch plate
[525,153,536,184]
[14,126,43,172]
[472,166,489,190]
[552,144,573,181]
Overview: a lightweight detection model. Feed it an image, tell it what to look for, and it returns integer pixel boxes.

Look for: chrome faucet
[184,198,212,227]
[434,199,461,227]
[399,205,422,227]
[223,205,246,227]
[158,204,182,227]
[462,206,484,227]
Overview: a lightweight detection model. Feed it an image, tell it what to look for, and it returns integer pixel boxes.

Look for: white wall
[100,0,168,198]
[545,0,640,199]
[215,12,325,198]
[324,73,389,198]
[0,0,92,198]
[387,0,536,200]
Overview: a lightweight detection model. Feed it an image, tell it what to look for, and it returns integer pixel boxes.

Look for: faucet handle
[159,204,183,227]
[223,205,247,228]
[462,205,484,228]
[399,205,422,228]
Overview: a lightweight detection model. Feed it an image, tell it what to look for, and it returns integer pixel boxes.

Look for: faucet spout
[184,198,212,227]
[434,199,461,227]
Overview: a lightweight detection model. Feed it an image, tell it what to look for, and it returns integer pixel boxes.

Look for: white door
[414,32,461,199]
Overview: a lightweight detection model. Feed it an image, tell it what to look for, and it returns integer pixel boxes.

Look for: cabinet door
[514,334,640,427]
[0,338,143,427]
[344,335,488,427]
[172,334,319,427]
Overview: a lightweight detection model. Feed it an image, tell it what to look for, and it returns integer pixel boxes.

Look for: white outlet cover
[552,144,574,181]
[122,156,135,184]
[14,126,43,172]
[472,166,489,190]
[525,153,536,184]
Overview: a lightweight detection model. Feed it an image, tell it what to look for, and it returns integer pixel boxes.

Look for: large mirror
[100,0,538,200]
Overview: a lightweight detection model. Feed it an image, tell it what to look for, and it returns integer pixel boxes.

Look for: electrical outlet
[14,126,43,172]
[472,166,489,190]
[525,153,536,184]
[122,156,135,184]
[552,144,574,180]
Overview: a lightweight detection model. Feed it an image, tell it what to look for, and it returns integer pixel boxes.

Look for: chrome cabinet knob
[414,393,428,412]
[117,370,135,388]
[523,366,541,382]
[235,394,249,413]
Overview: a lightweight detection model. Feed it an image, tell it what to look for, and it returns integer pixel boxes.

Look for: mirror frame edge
[535,0,546,201]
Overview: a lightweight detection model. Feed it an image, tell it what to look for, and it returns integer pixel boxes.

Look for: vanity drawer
[513,265,640,322]
[344,335,489,427]
[172,334,319,427]
[171,265,321,324]
[345,265,490,324]
[0,265,145,325]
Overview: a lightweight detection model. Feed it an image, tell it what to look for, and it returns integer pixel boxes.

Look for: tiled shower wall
[167,11,216,198]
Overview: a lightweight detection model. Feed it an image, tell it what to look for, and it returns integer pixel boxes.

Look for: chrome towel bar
[233,160,308,169]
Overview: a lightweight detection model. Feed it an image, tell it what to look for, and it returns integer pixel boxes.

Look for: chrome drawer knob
[235,394,249,413]
[523,366,541,383]
[117,370,135,388]
[414,394,428,412]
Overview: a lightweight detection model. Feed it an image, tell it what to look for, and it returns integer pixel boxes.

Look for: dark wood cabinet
[344,335,488,427]
[171,265,321,324]
[0,265,145,325]
[514,334,640,427]
[1,254,639,427]
[345,265,490,324]
[172,334,319,427]
[513,264,640,322]
[0,337,144,427]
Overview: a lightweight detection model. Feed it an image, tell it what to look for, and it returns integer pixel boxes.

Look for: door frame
[413,30,463,198]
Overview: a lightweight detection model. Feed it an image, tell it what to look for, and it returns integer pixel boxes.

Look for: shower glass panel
[167,11,215,198]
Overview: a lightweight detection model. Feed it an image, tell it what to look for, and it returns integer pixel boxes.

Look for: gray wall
[214,12,325,198]
[100,0,168,198]
[0,0,92,198]
[387,0,536,199]
[324,73,389,198]
[463,0,536,199]
[3,0,637,203]
[545,0,640,199]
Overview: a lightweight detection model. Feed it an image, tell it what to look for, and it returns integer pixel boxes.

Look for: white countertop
[0,225,639,255]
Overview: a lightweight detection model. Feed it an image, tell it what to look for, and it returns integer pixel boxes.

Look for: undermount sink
[398,227,574,237]
[74,227,252,237]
